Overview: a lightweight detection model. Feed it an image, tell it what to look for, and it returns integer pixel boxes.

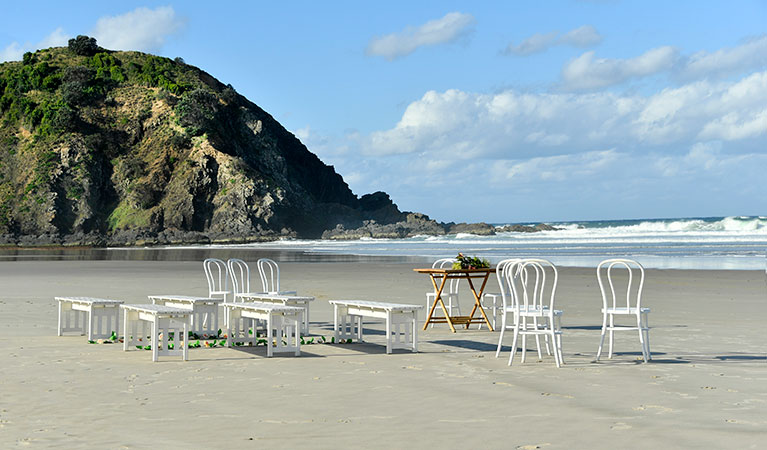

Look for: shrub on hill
[68,35,100,57]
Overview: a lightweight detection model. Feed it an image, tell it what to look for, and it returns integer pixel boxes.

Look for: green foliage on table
[452,253,490,269]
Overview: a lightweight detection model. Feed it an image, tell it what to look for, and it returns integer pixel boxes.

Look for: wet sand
[0,260,765,449]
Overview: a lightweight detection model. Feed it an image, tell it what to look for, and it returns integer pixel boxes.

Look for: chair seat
[210,290,231,296]
[504,306,561,315]
[602,307,650,315]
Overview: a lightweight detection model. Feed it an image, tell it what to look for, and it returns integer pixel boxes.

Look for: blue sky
[2,1,766,223]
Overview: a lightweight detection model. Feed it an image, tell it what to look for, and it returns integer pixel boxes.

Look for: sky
[2,1,766,223]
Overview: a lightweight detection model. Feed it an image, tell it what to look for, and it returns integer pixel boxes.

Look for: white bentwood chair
[203,258,231,331]
[505,259,564,368]
[256,258,297,295]
[596,259,651,362]
[203,258,230,302]
[482,259,518,331]
[425,258,461,325]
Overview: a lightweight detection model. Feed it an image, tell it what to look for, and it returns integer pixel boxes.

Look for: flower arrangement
[452,253,490,269]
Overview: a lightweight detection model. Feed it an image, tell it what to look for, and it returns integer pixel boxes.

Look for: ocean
[0,216,764,270]
[229,216,767,270]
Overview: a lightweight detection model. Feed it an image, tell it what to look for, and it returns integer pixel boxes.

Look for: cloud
[366,12,475,60]
[561,46,678,90]
[504,25,602,56]
[561,34,767,90]
[560,25,603,47]
[364,69,767,160]
[91,6,185,52]
[681,34,767,80]
[0,28,69,62]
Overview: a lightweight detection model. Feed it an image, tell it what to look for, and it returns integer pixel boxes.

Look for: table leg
[465,273,494,331]
[423,274,456,332]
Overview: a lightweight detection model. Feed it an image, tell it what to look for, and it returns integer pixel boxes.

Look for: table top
[236,292,315,302]
[148,295,222,303]
[120,304,192,315]
[55,296,123,304]
[328,300,423,311]
[222,301,304,313]
[413,267,495,275]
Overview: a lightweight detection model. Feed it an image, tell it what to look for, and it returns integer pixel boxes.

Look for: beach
[0,259,765,449]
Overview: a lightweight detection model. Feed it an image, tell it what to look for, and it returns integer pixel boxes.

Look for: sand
[0,259,765,449]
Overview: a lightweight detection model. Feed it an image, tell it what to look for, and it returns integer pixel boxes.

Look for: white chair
[227,258,261,332]
[203,258,230,302]
[256,258,297,295]
[425,258,461,324]
[482,259,518,330]
[227,258,251,301]
[504,259,564,367]
[596,259,651,362]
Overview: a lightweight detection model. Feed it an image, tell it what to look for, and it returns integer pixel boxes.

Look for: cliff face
[0,43,408,245]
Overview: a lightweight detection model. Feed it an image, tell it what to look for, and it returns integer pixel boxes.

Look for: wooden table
[413,268,495,332]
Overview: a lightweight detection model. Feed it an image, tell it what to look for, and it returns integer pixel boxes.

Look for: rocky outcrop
[497,223,561,233]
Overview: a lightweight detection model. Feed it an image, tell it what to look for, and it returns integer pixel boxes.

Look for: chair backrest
[506,259,559,312]
[432,258,460,294]
[227,258,250,298]
[257,258,281,294]
[494,258,519,308]
[203,258,228,297]
[597,259,645,311]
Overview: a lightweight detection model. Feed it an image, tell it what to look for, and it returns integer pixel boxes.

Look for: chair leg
[495,315,506,358]
[551,330,560,368]
[508,324,520,366]
[533,317,543,359]
[521,318,528,363]
[636,314,647,363]
[596,313,607,361]
[643,313,652,360]
[608,314,614,359]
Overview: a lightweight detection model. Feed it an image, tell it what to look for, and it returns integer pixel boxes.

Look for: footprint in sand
[541,392,575,399]
[493,381,515,387]
[633,404,673,414]
[610,422,632,430]
[516,444,550,450]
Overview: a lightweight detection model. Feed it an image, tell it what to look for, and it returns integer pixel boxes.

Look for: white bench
[223,302,303,357]
[236,292,314,334]
[148,295,222,337]
[121,304,192,362]
[328,300,423,354]
[56,297,123,340]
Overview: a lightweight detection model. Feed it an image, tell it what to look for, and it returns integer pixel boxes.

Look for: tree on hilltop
[68,35,100,57]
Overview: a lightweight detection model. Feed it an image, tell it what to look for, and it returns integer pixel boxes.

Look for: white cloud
[364,69,767,161]
[504,25,602,56]
[682,35,767,80]
[560,25,603,47]
[0,28,69,62]
[562,46,678,90]
[91,6,185,52]
[366,12,475,60]
[505,32,558,56]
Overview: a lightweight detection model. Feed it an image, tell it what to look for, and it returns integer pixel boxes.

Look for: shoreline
[0,245,762,271]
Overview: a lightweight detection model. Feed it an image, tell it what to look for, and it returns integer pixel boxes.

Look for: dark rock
[446,222,496,236]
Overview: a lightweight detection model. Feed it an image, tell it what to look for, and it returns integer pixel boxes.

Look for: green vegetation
[107,202,153,230]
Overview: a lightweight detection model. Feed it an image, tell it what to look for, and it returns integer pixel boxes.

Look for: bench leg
[386,311,392,354]
[266,315,273,358]
[57,301,63,336]
[412,312,418,352]
[333,304,339,343]
[151,320,159,362]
